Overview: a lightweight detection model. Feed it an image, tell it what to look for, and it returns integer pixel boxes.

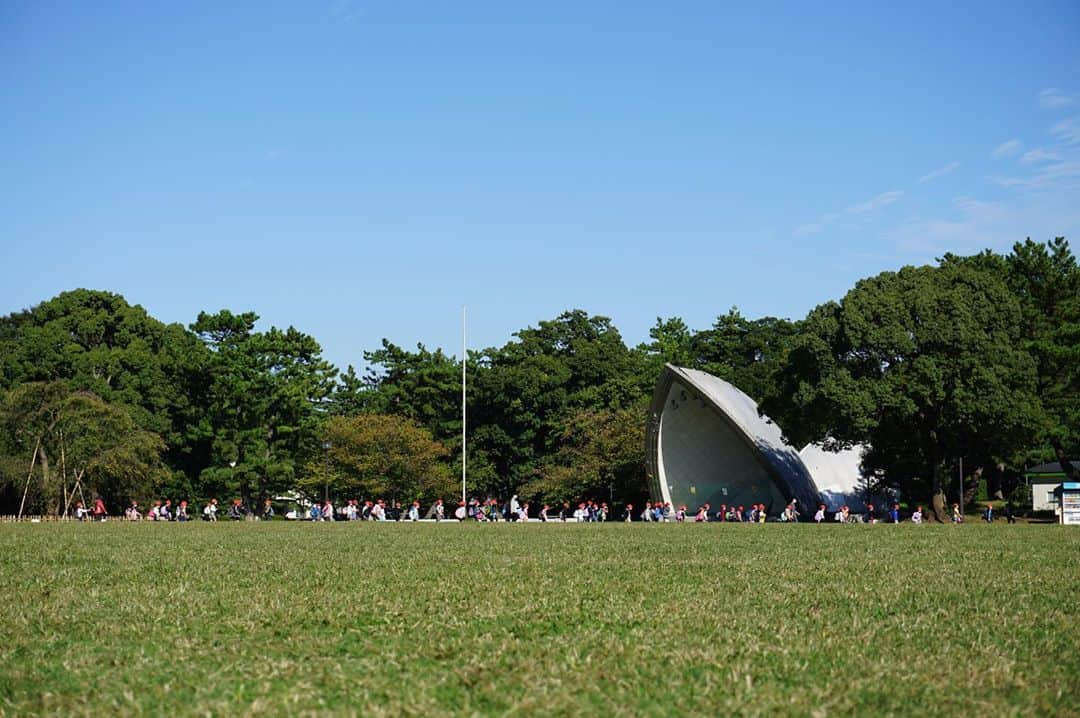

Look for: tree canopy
[0,238,1075,515]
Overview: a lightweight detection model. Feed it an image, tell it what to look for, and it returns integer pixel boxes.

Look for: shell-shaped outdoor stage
[645,365,863,514]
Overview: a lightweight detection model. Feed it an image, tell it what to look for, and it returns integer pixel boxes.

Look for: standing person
[889,503,901,524]
[1004,500,1016,524]
[262,499,274,521]
[203,498,219,521]
[176,500,189,522]
[539,504,550,522]
[509,495,520,522]
[407,501,420,521]
[92,497,107,521]
[952,503,963,523]
[814,504,826,524]
[434,499,445,522]
[983,503,994,523]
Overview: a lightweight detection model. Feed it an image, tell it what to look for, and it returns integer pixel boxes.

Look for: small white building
[1026,461,1080,512]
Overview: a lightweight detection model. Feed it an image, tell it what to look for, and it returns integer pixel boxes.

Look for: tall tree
[191,311,337,509]
[301,414,453,504]
[0,382,166,514]
[0,289,212,486]
[762,262,1045,519]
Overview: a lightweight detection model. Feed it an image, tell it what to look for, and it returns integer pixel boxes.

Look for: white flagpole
[461,305,467,507]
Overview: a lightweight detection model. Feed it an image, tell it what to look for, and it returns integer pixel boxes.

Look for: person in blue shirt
[309,504,322,521]
[889,503,900,523]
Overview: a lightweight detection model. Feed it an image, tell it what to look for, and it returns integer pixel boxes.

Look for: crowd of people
[69,495,1020,525]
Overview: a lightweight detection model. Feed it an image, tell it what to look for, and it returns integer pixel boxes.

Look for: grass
[1,522,1078,717]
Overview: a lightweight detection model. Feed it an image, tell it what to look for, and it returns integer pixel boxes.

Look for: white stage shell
[798,443,870,512]
[645,365,822,513]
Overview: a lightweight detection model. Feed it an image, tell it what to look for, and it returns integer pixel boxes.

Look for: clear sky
[3,2,1079,370]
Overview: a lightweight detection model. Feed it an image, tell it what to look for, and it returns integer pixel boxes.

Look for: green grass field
[1,522,1078,716]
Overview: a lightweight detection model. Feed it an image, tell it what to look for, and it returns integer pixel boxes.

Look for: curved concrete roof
[645,365,822,513]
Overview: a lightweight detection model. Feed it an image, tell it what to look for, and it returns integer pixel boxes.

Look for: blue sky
[2,1,1079,370]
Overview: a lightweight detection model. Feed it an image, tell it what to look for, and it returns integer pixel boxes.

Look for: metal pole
[462,305,467,507]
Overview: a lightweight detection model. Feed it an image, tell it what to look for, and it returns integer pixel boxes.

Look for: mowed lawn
[1,522,1078,716]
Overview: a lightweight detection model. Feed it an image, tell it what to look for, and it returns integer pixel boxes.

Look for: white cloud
[917,161,959,183]
[1020,148,1062,164]
[992,139,1022,158]
[1039,88,1077,109]
[845,190,904,214]
[793,190,903,236]
[1051,116,1080,145]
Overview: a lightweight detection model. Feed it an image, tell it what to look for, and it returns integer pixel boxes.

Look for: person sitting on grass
[814,504,826,523]
[952,503,963,523]
[228,499,246,521]
[911,506,923,524]
[261,499,273,521]
[983,504,994,523]
[889,503,901,524]
[203,498,218,521]
[758,505,767,524]
[622,504,633,522]
[74,501,88,521]
[865,503,877,524]
[407,501,420,521]
[176,500,189,522]
[782,503,799,522]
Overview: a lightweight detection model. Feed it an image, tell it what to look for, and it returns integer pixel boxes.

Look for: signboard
[1060,482,1080,525]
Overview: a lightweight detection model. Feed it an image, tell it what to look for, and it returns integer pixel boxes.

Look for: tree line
[1,238,1076,516]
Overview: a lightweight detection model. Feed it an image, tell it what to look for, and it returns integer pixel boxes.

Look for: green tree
[763,262,1045,519]
[0,289,213,487]
[191,311,337,509]
[522,405,646,506]
[0,382,166,515]
[302,414,453,503]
